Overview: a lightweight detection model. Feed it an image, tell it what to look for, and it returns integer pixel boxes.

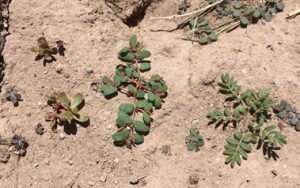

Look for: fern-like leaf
[218,73,241,99]
[261,125,287,148]
[224,130,252,168]
[207,107,237,124]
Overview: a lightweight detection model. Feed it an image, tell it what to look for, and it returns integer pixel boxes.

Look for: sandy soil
[0,0,299,187]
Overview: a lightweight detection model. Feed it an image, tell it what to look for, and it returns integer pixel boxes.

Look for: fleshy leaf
[71,93,84,109]
[137,50,151,60]
[133,133,144,144]
[140,63,151,71]
[119,103,134,114]
[73,114,89,123]
[116,111,133,126]
[133,121,150,133]
[130,34,138,48]
[59,92,70,108]
[101,85,118,96]
[143,112,151,124]
[112,129,130,142]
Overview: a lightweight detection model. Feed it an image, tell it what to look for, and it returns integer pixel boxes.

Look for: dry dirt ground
[0,0,300,187]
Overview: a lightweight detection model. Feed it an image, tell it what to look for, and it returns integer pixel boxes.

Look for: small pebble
[100,174,107,183]
[55,64,63,74]
[59,133,65,139]
[85,65,94,74]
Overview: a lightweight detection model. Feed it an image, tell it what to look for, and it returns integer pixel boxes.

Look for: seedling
[31,36,58,63]
[4,86,22,106]
[101,34,168,148]
[207,73,287,168]
[185,128,204,152]
[45,92,89,130]
[274,101,300,132]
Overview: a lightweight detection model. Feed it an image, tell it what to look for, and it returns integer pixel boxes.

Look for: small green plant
[45,92,89,129]
[208,73,287,168]
[274,101,300,132]
[185,128,204,152]
[179,0,285,45]
[101,34,168,148]
[31,37,57,62]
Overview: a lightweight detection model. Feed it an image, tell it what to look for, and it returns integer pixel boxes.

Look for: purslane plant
[45,92,89,129]
[101,34,168,148]
[208,73,287,168]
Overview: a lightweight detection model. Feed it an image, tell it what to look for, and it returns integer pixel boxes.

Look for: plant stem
[149,0,224,20]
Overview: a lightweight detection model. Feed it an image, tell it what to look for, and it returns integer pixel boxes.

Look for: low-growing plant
[178,0,285,45]
[207,73,287,168]
[274,100,300,132]
[45,92,89,130]
[4,86,22,106]
[31,37,57,63]
[101,34,168,148]
[185,128,204,152]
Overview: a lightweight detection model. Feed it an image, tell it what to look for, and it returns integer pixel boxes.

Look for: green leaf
[73,114,89,123]
[127,84,136,93]
[253,10,261,19]
[218,73,240,99]
[136,100,148,109]
[136,90,145,99]
[147,92,156,102]
[264,12,272,22]
[114,75,122,87]
[234,131,242,140]
[112,129,130,142]
[240,17,249,26]
[226,138,239,145]
[187,143,195,151]
[154,96,162,109]
[50,120,57,127]
[133,133,144,144]
[144,102,153,112]
[208,33,218,42]
[132,71,140,78]
[140,63,151,71]
[102,76,113,85]
[118,47,130,56]
[199,36,208,45]
[233,10,240,18]
[133,121,150,133]
[119,103,134,114]
[63,111,74,122]
[101,85,117,96]
[118,49,134,62]
[234,1,242,9]
[137,50,151,60]
[116,111,133,126]
[31,46,39,52]
[58,92,70,108]
[125,67,133,77]
[130,34,138,48]
[143,112,151,124]
[276,3,284,11]
[243,8,255,16]
[71,93,84,109]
